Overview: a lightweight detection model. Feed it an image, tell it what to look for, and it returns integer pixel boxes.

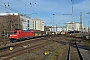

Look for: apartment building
[20,14,33,30]
[32,18,44,31]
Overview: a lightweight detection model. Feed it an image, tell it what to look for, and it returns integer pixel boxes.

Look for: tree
[0,15,22,34]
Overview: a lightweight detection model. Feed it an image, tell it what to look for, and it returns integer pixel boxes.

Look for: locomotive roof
[22,30,31,32]
[10,29,42,32]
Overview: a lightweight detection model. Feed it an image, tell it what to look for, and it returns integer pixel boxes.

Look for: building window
[27,24,29,27]
[35,21,36,29]
[33,21,34,29]
[28,28,29,30]
[27,20,29,23]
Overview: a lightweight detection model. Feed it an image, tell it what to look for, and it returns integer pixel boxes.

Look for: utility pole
[4,3,6,45]
[56,24,57,34]
[87,12,90,33]
[18,13,20,29]
[80,12,83,38]
[88,21,90,33]
[63,0,74,32]
[52,14,55,32]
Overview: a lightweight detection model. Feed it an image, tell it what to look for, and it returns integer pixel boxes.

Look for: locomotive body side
[9,29,34,42]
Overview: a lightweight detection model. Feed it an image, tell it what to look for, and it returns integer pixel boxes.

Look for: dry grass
[0,37,3,42]
[48,45,68,60]
[81,40,90,50]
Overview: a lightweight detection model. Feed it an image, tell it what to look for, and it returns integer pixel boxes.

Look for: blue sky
[0,0,90,27]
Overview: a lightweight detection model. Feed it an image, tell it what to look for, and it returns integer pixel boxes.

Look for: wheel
[12,40,16,43]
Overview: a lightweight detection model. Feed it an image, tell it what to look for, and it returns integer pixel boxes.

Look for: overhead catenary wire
[71,0,74,22]
[18,0,37,14]
[17,0,40,18]
[30,1,55,26]
[32,2,51,18]
[0,3,25,30]
[18,0,51,18]
[0,1,39,18]
[71,0,74,14]
[0,4,22,14]
[1,0,58,26]
[18,0,44,18]
[0,2,35,15]
[2,2,30,15]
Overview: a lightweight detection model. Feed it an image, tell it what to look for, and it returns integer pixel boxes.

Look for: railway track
[0,37,46,51]
[0,40,54,60]
[0,35,59,52]
[0,36,55,60]
[67,40,83,60]
[0,37,47,59]
[1,35,83,60]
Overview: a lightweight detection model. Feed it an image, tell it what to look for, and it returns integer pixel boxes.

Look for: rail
[0,41,54,60]
[67,40,83,60]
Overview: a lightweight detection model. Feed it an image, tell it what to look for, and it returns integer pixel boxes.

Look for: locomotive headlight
[70,34,71,36]
[10,35,12,36]
[10,35,17,36]
[14,35,17,36]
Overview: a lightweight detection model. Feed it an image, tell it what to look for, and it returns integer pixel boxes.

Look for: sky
[0,0,90,27]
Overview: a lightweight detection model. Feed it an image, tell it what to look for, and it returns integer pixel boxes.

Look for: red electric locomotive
[9,29,34,42]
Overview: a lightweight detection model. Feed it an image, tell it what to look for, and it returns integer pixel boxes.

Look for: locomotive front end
[9,31,18,42]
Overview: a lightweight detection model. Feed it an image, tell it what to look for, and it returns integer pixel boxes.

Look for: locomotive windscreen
[10,31,17,34]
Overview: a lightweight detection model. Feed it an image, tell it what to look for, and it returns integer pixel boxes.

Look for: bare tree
[0,15,22,34]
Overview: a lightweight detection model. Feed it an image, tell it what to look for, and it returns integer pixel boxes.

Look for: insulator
[35,3,36,5]
[8,2,10,6]
[30,3,32,5]
[4,3,6,7]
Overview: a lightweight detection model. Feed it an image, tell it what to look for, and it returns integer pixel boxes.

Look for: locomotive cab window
[10,31,17,34]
